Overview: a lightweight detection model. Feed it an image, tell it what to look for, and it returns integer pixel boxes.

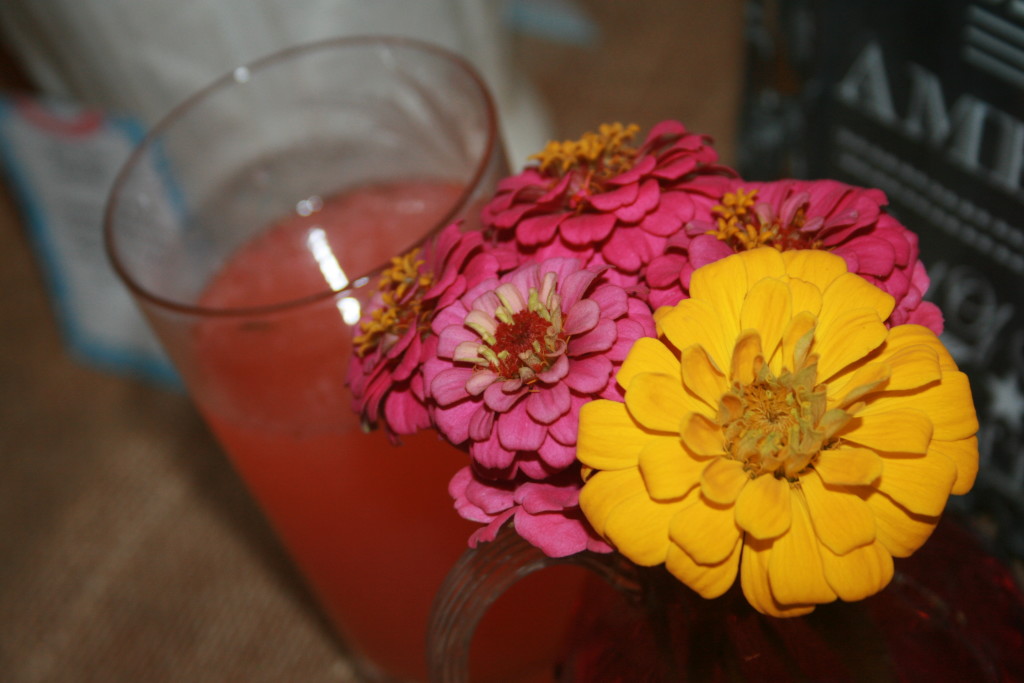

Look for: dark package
[739,0,1024,558]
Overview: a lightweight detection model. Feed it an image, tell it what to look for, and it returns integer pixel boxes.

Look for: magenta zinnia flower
[347,223,500,440]
[424,256,655,477]
[646,179,944,333]
[449,464,612,558]
[482,121,735,276]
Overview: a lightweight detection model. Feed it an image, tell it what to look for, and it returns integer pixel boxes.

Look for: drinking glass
[104,35,515,681]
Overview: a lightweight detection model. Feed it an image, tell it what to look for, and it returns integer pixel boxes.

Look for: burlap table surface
[0,3,745,680]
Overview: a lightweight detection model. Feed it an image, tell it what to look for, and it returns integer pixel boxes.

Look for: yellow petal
[741,536,816,617]
[680,412,727,456]
[781,249,849,291]
[865,370,977,442]
[601,486,687,567]
[784,277,824,319]
[659,298,731,373]
[781,310,817,373]
[767,493,837,605]
[801,469,876,555]
[579,468,642,537]
[932,436,979,495]
[875,343,941,392]
[885,324,958,370]
[638,436,705,500]
[828,361,892,409]
[814,447,883,486]
[577,400,652,470]
[734,474,793,540]
[665,538,741,599]
[875,448,956,517]
[815,307,889,381]
[618,337,681,393]
[827,330,942,403]
[624,372,691,433]
[730,330,763,386]
[681,344,728,411]
[819,538,894,602]
[688,255,746,354]
[740,277,792,362]
[820,271,895,327]
[668,493,742,565]
[864,491,939,558]
[700,457,749,504]
[741,246,788,283]
[840,408,933,454]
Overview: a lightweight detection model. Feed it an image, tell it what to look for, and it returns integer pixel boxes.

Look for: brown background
[0,2,745,681]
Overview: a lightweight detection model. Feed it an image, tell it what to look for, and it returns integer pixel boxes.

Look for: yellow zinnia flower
[577,247,978,617]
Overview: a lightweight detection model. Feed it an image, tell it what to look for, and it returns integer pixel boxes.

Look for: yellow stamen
[718,337,849,481]
[354,248,433,356]
[707,188,821,252]
[530,122,640,178]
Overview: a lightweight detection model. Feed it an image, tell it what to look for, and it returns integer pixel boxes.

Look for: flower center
[708,188,822,252]
[465,274,567,383]
[717,361,850,480]
[530,122,639,204]
[354,248,432,357]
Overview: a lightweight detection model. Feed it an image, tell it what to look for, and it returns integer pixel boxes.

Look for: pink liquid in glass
[191,181,584,682]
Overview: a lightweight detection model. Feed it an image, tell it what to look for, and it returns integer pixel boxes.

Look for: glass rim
[103,34,502,318]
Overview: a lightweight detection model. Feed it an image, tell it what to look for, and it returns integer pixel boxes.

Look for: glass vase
[428,515,1024,682]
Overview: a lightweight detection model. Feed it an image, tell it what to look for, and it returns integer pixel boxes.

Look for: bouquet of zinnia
[348,121,977,618]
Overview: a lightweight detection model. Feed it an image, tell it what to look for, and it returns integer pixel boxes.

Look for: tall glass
[103,36,525,681]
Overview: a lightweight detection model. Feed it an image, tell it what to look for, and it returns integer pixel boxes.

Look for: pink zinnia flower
[424,257,655,478]
[482,121,735,276]
[449,464,612,558]
[646,179,944,333]
[347,223,500,440]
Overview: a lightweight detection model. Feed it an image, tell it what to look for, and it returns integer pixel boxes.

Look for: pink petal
[471,436,517,470]
[536,353,570,384]
[497,404,547,451]
[612,154,657,185]
[589,182,638,211]
[438,325,478,358]
[518,213,566,245]
[687,233,734,268]
[587,283,629,320]
[433,399,480,444]
[525,381,571,424]
[564,299,600,335]
[515,511,591,558]
[468,404,495,441]
[430,367,473,405]
[468,511,516,547]
[833,236,896,276]
[563,355,613,394]
[560,213,617,245]
[602,226,658,272]
[382,391,430,435]
[483,381,525,412]
[904,300,944,335]
[537,435,578,469]
[568,318,617,356]
[557,267,601,309]
[464,474,515,515]
[646,253,687,288]
[546,401,581,444]
[515,480,580,513]
[614,179,660,223]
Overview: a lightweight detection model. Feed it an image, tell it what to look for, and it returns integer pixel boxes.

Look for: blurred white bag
[0,0,552,163]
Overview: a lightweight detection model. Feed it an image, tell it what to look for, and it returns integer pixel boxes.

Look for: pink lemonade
[190,181,586,682]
